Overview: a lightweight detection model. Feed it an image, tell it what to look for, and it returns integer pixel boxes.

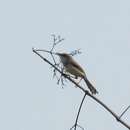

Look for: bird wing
[69,59,86,75]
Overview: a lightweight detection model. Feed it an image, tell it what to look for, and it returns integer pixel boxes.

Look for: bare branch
[33,35,65,84]
[70,93,87,130]
[51,34,65,52]
[87,93,130,129]
[34,49,56,55]
[119,105,130,119]
[32,48,130,130]
[70,124,84,130]
[32,48,87,92]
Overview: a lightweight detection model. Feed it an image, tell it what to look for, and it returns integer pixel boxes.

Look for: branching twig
[34,49,55,54]
[32,48,86,92]
[34,35,65,83]
[32,48,130,130]
[119,105,130,119]
[70,93,87,130]
[69,49,82,56]
[87,93,130,130]
[51,34,65,52]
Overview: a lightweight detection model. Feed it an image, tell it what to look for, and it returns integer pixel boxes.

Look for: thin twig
[34,49,56,55]
[73,93,87,130]
[32,48,86,93]
[70,124,84,130]
[87,93,130,130]
[69,49,82,56]
[51,34,65,52]
[32,48,130,130]
[119,105,130,119]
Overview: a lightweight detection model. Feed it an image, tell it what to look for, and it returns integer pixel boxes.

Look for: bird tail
[84,76,98,95]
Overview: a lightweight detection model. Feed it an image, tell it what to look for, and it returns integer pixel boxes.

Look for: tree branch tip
[32,47,37,52]
[32,47,35,51]
[33,44,130,130]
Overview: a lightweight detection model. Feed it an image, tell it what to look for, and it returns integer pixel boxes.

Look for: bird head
[56,53,72,65]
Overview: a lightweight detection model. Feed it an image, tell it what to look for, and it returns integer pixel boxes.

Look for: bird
[56,52,98,94]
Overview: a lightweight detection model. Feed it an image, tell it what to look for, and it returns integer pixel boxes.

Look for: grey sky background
[0,0,130,130]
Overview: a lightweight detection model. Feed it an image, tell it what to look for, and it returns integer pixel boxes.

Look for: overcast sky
[0,0,130,130]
